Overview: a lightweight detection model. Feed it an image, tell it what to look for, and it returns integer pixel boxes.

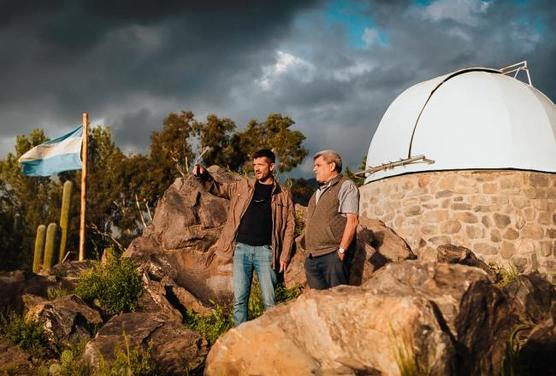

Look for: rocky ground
[0,167,554,375]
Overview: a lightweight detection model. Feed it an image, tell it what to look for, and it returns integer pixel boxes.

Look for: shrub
[49,342,91,376]
[0,312,52,358]
[493,262,520,288]
[184,304,234,346]
[184,279,304,347]
[75,257,143,315]
[249,278,304,320]
[47,287,71,300]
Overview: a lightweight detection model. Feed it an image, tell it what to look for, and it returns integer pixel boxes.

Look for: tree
[0,180,24,270]
[0,129,63,270]
[193,114,237,168]
[232,113,308,173]
[148,111,195,199]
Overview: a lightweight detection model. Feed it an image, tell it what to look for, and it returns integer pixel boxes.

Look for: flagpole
[79,113,89,261]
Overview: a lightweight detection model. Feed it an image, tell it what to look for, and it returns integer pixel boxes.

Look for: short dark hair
[252,149,275,163]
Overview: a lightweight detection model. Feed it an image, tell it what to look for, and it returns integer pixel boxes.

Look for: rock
[83,312,207,375]
[436,244,497,282]
[283,238,307,289]
[206,286,455,375]
[359,217,416,263]
[25,294,103,349]
[136,273,212,321]
[46,260,97,292]
[0,270,58,314]
[285,217,416,288]
[0,338,34,376]
[352,217,416,285]
[124,167,237,303]
[502,273,556,324]
[207,261,511,375]
[519,316,556,375]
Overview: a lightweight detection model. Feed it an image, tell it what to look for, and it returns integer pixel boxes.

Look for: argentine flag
[18,126,83,176]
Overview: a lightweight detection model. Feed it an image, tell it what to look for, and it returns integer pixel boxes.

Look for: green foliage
[97,334,159,376]
[75,257,143,315]
[288,177,317,206]
[47,287,71,300]
[248,279,304,320]
[493,262,520,288]
[184,304,234,346]
[391,327,431,376]
[499,323,530,376]
[344,154,367,187]
[43,223,58,271]
[184,282,303,347]
[0,312,51,358]
[49,342,91,376]
[58,180,73,263]
[33,224,46,273]
[294,207,306,237]
[234,113,308,173]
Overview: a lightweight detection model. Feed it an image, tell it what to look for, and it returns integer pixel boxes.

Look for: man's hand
[192,164,205,177]
[279,260,288,273]
[337,250,345,261]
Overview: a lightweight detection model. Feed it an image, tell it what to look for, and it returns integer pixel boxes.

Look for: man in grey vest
[303,149,359,289]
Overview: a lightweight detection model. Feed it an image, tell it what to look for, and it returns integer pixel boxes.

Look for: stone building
[359,63,556,281]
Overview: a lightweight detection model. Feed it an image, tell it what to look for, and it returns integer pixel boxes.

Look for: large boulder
[24,294,103,350]
[206,261,512,375]
[285,216,416,288]
[136,272,212,321]
[83,312,207,375]
[124,166,236,303]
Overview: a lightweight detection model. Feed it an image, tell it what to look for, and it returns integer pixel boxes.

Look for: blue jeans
[233,242,277,326]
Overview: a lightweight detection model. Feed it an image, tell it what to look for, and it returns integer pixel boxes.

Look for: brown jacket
[207,175,295,268]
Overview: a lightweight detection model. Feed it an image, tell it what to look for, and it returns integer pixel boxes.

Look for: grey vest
[305,175,348,257]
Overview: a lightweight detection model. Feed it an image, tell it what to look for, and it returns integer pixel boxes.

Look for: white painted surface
[365,70,556,183]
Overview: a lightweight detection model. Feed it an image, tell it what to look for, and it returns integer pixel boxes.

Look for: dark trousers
[304,251,347,290]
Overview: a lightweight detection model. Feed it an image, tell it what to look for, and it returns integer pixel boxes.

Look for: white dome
[365,68,556,183]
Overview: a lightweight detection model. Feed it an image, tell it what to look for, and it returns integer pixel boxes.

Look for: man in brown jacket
[193,149,295,325]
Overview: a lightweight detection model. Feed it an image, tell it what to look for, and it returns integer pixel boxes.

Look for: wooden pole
[79,113,89,261]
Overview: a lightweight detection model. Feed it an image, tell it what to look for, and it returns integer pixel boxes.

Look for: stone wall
[359,170,556,281]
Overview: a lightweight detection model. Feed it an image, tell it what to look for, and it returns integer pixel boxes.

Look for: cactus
[43,223,57,271]
[32,225,46,273]
[58,180,73,263]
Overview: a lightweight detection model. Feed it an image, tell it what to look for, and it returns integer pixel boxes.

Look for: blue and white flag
[18,126,83,176]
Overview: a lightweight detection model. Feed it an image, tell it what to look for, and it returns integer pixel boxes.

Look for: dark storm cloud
[1,0,555,178]
[0,0,323,149]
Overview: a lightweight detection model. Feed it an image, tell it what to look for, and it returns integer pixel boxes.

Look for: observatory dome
[365,68,556,183]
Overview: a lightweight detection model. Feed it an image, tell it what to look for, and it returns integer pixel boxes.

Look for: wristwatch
[338,247,345,254]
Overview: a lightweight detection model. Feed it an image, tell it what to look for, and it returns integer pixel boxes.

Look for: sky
[0,0,554,177]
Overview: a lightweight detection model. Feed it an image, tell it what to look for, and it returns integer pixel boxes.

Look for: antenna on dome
[500,61,532,86]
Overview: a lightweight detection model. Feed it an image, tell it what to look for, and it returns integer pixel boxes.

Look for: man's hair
[313,149,342,172]
[252,149,276,163]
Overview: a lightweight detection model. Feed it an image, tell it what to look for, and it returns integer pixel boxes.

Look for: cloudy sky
[1,0,554,177]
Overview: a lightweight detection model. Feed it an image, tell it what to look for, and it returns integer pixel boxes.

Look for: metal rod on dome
[353,154,434,177]
[500,61,532,86]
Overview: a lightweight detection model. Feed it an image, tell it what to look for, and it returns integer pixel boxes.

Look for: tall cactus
[32,225,46,273]
[58,180,73,263]
[43,223,57,271]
